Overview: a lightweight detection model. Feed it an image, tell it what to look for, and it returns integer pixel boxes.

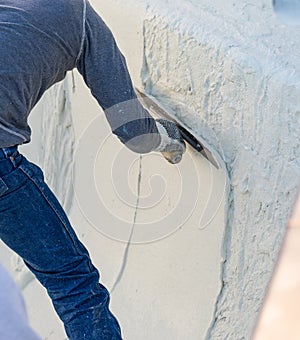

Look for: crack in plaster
[110,155,143,294]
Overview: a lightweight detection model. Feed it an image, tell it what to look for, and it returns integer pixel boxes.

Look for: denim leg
[0,149,122,340]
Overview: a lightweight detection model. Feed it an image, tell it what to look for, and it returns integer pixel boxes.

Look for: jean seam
[0,177,8,196]
[19,165,87,259]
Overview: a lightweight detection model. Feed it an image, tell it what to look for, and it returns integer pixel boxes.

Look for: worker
[0,0,185,339]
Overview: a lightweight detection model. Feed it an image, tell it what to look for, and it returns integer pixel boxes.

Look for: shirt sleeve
[76,1,160,153]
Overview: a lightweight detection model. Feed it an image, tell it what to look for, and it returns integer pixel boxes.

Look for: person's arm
[76,1,160,154]
[76,1,185,162]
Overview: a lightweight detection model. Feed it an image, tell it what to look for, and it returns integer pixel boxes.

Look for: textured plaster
[95,0,300,339]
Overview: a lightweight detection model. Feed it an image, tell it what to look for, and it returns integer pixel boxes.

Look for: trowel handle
[161,151,183,164]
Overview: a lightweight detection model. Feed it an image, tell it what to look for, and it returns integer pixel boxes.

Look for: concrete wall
[92,0,300,339]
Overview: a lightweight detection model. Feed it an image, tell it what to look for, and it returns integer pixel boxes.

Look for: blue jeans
[0,146,122,340]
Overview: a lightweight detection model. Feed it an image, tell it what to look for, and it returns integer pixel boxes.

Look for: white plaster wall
[92,0,300,339]
[69,67,227,340]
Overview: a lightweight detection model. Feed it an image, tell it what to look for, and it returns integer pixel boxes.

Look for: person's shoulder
[16,0,85,23]
[36,0,85,18]
[22,0,85,33]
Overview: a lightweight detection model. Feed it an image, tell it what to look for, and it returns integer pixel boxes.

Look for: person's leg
[0,147,122,340]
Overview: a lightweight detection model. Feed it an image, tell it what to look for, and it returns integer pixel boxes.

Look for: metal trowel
[135,88,221,169]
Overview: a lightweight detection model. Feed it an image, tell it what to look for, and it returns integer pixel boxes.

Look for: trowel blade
[135,88,220,169]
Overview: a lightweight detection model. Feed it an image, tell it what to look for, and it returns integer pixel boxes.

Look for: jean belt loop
[0,146,18,166]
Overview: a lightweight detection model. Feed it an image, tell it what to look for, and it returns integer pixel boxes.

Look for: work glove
[154,119,186,164]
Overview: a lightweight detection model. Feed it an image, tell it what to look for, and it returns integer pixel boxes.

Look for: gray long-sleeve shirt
[0,0,160,152]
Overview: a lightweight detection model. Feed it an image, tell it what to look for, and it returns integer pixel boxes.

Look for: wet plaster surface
[94,0,300,339]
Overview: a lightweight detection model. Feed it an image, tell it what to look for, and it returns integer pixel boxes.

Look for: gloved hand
[154,119,186,164]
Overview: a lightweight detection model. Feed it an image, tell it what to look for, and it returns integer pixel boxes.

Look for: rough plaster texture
[21,79,75,212]
[94,0,300,339]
